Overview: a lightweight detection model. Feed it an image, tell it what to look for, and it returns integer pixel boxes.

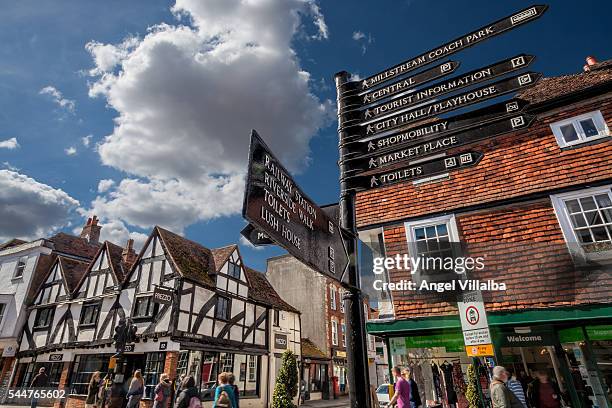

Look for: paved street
[301,396,350,407]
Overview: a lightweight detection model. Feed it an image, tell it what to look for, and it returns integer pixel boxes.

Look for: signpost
[458,291,494,357]
[242,130,349,279]
[240,223,274,246]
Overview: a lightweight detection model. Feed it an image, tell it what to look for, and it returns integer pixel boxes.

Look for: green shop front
[367,305,612,408]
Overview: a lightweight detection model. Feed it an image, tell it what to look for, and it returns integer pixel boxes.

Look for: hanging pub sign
[348,72,541,137]
[342,98,530,152]
[344,114,535,173]
[360,61,460,104]
[357,54,535,122]
[240,223,274,246]
[152,285,174,305]
[344,151,483,192]
[242,130,349,279]
[361,4,548,89]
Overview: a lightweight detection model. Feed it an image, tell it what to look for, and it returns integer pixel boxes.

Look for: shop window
[133,295,158,320]
[14,256,27,278]
[33,307,54,330]
[227,261,241,279]
[331,319,338,346]
[79,302,101,327]
[550,110,609,148]
[551,186,612,259]
[144,352,166,399]
[215,296,230,320]
[69,354,110,395]
[330,286,337,310]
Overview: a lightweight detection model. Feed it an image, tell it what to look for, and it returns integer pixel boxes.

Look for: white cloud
[0,170,80,241]
[308,2,329,40]
[352,31,366,41]
[84,0,332,235]
[39,85,76,113]
[81,134,93,147]
[65,146,77,155]
[0,137,19,149]
[3,162,19,171]
[97,179,115,193]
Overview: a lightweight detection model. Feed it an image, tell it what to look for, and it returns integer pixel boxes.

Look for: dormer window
[228,261,241,279]
[13,256,27,278]
[550,110,609,148]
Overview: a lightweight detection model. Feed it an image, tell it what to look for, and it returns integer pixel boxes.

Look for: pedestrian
[175,376,201,408]
[527,370,562,408]
[506,369,528,408]
[402,368,422,408]
[490,366,523,408]
[153,373,172,408]
[107,377,126,408]
[85,371,102,408]
[126,370,144,408]
[213,372,237,408]
[388,366,410,408]
[227,373,239,408]
[30,367,49,408]
[98,374,110,408]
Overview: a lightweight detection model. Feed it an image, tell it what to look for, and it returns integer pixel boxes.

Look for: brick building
[361,58,612,408]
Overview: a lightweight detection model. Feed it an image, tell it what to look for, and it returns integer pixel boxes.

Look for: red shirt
[539,382,560,408]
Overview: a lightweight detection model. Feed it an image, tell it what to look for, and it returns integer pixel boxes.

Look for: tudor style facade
[12,225,300,408]
[362,57,612,407]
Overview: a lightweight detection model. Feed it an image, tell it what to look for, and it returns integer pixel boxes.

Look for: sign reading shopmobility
[344,114,535,173]
[361,4,548,89]
[361,61,460,104]
[242,130,349,279]
[240,223,274,246]
[359,55,534,122]
[358,72,541,138]
[344,151,483,192]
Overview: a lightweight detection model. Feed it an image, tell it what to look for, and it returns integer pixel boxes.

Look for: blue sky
[0,0,610,271]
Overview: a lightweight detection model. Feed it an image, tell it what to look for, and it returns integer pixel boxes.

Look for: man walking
[506,369,528,408]
[490,366,523,408]
[30,367,49,408]
[389,366,410,408]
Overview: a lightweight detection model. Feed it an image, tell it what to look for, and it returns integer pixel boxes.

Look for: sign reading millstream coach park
[345,151,483,192]
[359,55,535,122]
[361,4,548,89]
[344,114,535,173]
[242,130,349,279]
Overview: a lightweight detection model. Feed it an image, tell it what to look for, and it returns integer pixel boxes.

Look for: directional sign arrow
[343,114,535,174]
[360,61,460,104]
[242,130,349,280]
[343,98,530,156]
[358,54,535,122]
[344,152,484,192]
[352,72,542,137]
[240,224,274,246]
[361,4,548,89]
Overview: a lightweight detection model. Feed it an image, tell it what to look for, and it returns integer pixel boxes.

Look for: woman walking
[126,370,144,408]
[213,373,237,408]
[153,374,172,408]
[175,376,201,408]
[85,371,102,408]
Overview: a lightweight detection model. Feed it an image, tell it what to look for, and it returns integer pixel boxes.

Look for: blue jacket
[213,385,237,408]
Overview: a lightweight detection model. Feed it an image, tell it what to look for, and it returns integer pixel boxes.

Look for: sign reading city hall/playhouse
[242,130,349,279]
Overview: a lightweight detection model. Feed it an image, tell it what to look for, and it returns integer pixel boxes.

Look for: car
[375,383,391,407]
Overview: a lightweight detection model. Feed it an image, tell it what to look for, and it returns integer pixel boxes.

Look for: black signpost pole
[335,71,372,408]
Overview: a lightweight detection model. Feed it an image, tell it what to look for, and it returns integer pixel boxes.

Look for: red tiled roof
[105,241,131,283]
[0,239,27,250]
[25,254,54,305]
[211,245,237,273]
[48,232,101,260]
[301,338,328,360]
[244,267,299,313]
[58,256,90,294]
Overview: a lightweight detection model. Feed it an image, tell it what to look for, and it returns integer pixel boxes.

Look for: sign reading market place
[344,114,535,173]
[359,54,535,122]
[344,151,483,192]
[361,4,548,89]
[243,130,349,279]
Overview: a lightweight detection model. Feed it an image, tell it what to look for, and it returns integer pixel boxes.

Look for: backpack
[215,388,232,408]
[188,396,202,408]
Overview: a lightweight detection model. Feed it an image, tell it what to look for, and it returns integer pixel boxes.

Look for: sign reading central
[243,130,349,279]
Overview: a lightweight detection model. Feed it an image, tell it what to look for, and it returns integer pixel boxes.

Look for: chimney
[122,239,137,265]
[80,215,101,244]
[586,55,598,66]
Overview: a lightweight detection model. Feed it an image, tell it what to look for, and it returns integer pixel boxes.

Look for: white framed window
[0,303,6,325]
[330,286,337,310]
[14,256,27,278]
[341,321,346,347]
[331,319,338,346]
[248,355,257,381]
[339,290,344,313]
[551,186,612,259]
[550,110,609,148]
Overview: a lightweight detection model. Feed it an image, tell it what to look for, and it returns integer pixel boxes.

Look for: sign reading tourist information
[356,72,541,137]
[358,55,534,122]
[458,290,493,355]
[344,114,535,173]
[344,151,483,192]
[361,4,548,89]
[243,130,349,279]
[240,223,274,246]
